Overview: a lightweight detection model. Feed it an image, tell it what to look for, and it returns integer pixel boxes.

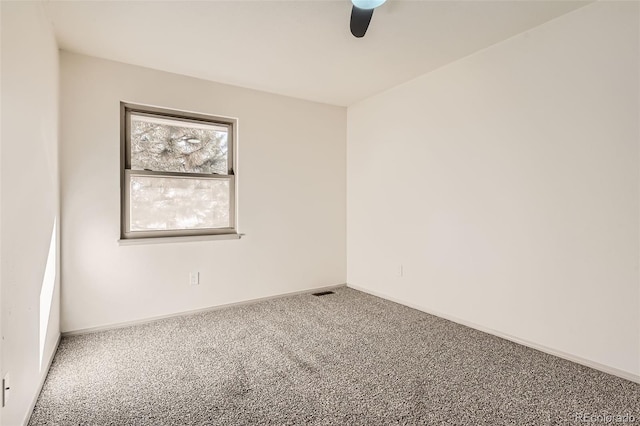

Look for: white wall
[347,2,639,380]
[1,2,61,425]
[60,52,346,333]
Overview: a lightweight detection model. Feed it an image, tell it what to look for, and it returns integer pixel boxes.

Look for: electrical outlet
[3,373,10,407]
[397,264,404,278]
[190,272,200,286]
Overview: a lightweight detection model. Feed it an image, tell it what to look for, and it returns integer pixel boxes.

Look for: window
[120,103,237,240]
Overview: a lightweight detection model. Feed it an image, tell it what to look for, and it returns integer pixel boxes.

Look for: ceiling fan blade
[350,6,374,38]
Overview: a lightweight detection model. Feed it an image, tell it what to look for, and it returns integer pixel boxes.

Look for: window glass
[129,175,230,231]
[121,103,236,240]
[130,113,229,175]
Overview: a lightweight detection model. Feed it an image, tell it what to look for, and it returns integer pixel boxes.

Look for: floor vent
[312,291,335,297]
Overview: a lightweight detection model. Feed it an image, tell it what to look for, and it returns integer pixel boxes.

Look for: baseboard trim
[23,333,61,426]
[347,283,640,385]
[62,283,347,337]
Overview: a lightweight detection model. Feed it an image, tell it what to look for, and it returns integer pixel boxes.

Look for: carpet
[28,287,639,425]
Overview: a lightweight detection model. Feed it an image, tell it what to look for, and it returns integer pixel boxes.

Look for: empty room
[1,0,639,424]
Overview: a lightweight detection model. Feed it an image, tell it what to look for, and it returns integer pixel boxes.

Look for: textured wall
[1,2,61,424]
[347,2,639,379]
[60,52,346,332]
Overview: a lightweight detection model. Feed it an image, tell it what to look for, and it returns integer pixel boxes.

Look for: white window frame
[120,102,237,240]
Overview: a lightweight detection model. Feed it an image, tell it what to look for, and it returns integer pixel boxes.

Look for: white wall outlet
[2,373,10,407]
[189,272,200,286]
[397,264,404,278]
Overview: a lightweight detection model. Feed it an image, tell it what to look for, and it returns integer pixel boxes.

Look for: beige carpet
[29,287,639,425]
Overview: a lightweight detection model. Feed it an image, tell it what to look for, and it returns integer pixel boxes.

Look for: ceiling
[44,0,589,106]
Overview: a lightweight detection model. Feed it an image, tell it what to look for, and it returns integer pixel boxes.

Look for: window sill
[118,233,242,245]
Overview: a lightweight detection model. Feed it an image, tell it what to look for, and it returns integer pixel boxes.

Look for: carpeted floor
[29,287,638,425]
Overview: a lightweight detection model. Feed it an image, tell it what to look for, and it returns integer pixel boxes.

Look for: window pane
[130,175,230,231]
[130,113,228,175]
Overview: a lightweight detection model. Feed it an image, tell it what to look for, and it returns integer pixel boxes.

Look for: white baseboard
[347,283,640,385]
[63,283,347,337]
[23,333,61,426]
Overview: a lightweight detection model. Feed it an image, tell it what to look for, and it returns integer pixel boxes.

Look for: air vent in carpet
[312,291,335,297]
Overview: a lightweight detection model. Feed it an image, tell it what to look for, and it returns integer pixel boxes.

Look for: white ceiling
[44,0,589,106]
